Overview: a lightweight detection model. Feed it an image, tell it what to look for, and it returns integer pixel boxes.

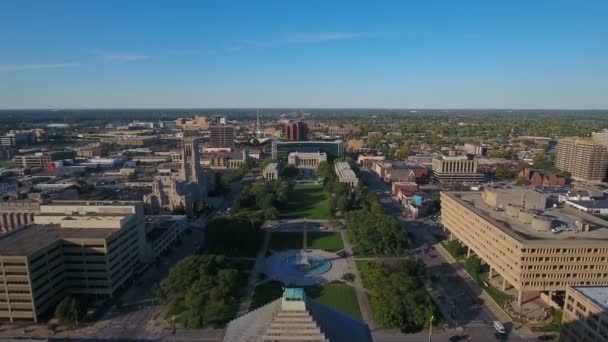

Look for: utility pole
[428,313,433,342]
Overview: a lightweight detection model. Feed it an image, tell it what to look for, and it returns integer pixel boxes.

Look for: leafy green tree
[346,209,412,256]
[259,157,273,170]
[361,260,436,332]
[155,255,242,328]
[194,201,206,216]
[395,144,413,159]
[55,296,82,324]
[281,164,299,179]
[493,165,514,181]
[172,204,186,215]
[204,216,263,257]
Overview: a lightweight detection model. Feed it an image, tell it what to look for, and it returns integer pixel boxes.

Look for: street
[360,169,533,342]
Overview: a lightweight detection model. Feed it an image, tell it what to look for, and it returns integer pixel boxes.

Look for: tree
[361,260,436,332]
[260,157,273,170]
[346,209,412,256]
[194,201,206,216]
[155,255,242,328]
[395,144,413,159]
[281,164,299,179]
[493,165,514,181]
[172,204,186,215]
[55,296,82,324]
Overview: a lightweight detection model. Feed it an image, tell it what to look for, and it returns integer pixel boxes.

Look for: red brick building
[519,168,567,187]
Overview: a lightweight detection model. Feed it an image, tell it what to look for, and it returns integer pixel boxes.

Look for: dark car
[449,334,468,342]
[537,335,557,341]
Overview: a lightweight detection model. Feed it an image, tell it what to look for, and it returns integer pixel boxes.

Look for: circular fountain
[262,220,347,285]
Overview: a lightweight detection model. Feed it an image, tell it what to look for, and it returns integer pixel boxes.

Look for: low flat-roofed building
[287,151,327,170]
[561,286,608,342]
[263,162,279,181]
[0,201,145,323]
[334,162,358,187]
[441,187,608,306]
[565,199,608,216]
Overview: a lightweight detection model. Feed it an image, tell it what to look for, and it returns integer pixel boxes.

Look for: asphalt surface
[360,169,535,342]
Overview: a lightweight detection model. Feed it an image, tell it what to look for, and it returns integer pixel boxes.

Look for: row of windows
[522,272,608,279]
[523,248,608,254]
[523,256,607,263]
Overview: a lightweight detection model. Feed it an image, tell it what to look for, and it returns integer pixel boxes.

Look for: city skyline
[1,0,608,109]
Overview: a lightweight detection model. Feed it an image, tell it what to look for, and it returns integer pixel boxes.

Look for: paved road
[360,169,528,341]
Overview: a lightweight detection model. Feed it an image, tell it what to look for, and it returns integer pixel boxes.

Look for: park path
[236,230,272,316]
[340,230,375,330]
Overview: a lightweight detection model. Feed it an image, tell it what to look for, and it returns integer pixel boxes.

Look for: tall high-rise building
[210,125,235,148]
[555,138,608,183]
[284,121,308,141]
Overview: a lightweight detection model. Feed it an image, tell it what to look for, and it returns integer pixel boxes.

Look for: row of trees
[154,255,242,328]
[234,180,290,220]
[346,209,412,256]
[359,259,436,332]
[204,215,264,257]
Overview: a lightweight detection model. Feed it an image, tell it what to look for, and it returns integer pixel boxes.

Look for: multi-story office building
[210,125,235,148]
[13,151,76,169]
[283,121,308,141]
[432,155,484,183]
[561,286,608,342]
[272,140,344,161]
[0,130,47,147]
[335,162,359,187]
[556,138,608,183]
[287,151,327,170]
[441,187,608,306]
[0,201,145,322]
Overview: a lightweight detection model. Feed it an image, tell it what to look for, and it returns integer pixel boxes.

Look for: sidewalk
[340,230,375,330]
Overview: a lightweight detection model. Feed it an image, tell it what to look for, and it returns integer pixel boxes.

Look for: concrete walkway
[236,230,272,316]
[340,230,375,330]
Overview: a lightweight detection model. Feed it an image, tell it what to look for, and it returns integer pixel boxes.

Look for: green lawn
[305,283,362,320]
[280,183,331,219]
[249,282,361,320]
[269,232,344,252]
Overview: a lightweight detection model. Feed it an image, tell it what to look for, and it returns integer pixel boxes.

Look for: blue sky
[1,0,607,109]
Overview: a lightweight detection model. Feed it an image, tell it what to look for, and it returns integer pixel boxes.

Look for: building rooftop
[0,225,117,256]
[264,162,278,172]
[572,286,608,311]
[567,199,608,209]
[445,191,608,243]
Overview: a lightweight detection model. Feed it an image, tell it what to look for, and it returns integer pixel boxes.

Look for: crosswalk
[461,320,495,328]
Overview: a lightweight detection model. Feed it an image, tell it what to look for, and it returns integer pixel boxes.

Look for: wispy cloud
[284,32,377,43]
[225,31,380,53]
[0,62,80,72]
[91,49,148,62]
